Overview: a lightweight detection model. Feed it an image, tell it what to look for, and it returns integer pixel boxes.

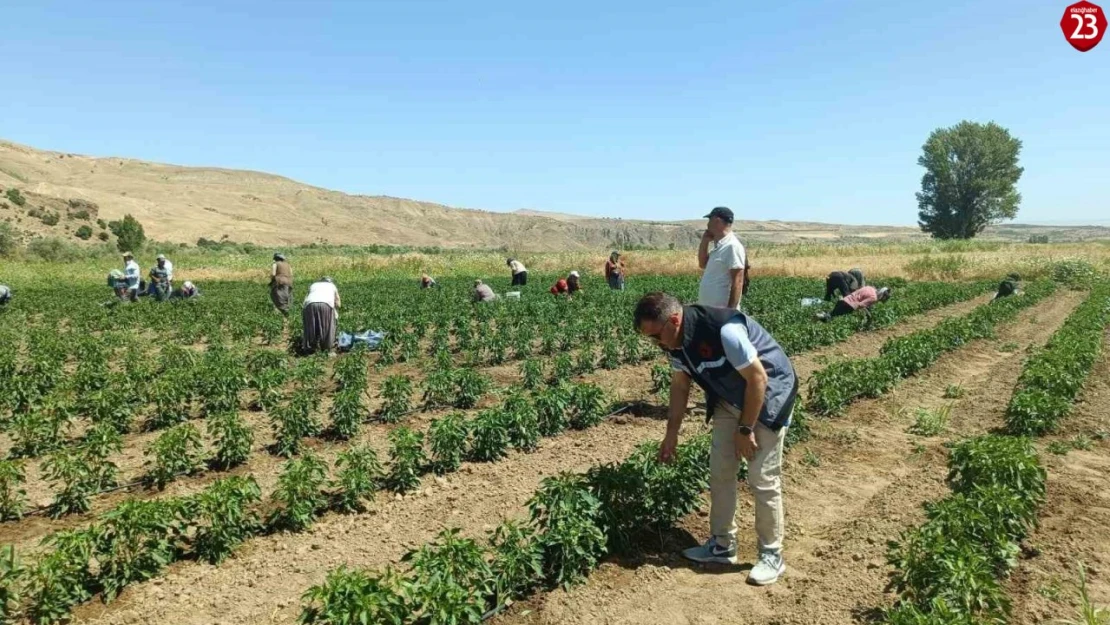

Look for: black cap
[704,206,734,223]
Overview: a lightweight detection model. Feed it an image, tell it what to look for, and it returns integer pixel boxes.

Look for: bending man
[634,292,797,585]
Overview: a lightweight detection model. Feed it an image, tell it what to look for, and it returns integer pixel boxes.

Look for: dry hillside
[3,139,1107,250]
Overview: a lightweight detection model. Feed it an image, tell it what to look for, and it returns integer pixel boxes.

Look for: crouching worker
[824,268,864,301]
[550,271,582,297]
[816,286,891,322]
[991,273,1022,302]
[107,269,130,301]
[421,273,438,289]
[473,279,498,303]
[171,281,200,300]
[634,292,797,585]
[0,284,11,308]
[302,277,341,354]
[147,263,171,301]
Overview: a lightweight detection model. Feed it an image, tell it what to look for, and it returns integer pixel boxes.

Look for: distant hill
[2,139,1108,250]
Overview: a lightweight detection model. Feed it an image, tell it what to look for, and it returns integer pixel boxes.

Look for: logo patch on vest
[697,341,715,359]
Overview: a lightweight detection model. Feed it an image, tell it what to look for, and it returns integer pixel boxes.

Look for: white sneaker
[682,537,738,565]
[748,550,785,585]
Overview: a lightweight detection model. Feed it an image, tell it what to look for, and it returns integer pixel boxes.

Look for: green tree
[108,214,146,252]
[916,121,1023,240]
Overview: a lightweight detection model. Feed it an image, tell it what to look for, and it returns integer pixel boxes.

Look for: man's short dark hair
[634,292,682,330]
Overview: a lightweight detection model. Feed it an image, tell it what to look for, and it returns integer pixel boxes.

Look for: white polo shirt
[303,281,339,308]
[698,232,746,309]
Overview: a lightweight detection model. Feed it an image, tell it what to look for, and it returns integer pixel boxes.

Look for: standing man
[507,258,528,287]
[122,252,141,303]
[634,292,797,586]
[605,251,626,290]
[270,253,293,315]
[698,207,747,310]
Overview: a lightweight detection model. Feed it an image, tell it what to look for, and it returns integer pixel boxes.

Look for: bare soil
[27,292,1002,624]
[493,291,1087,625]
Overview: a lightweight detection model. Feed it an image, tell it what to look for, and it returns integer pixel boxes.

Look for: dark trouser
[825,272,855,301]
[271,284,292,314]
[302,302,336,354]
[829,300,855,318]
[512,271,528,287]
[608,274,624,290]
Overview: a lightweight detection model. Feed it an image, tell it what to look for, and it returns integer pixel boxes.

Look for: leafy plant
[650,363,671,402]
[95,498,188,602]
[943,384,965,399]
[1057,564,1110,625]
[907,405,952,437]
[271,390,324,457]
[421,368,456,409]
[0,545,23,623]
[403,528,493,625]
[24,529,97,624]
[528,472,607,588]
[299,566,410,625]
[143,423,204,490]
[268,452,329,532]
[42,449,99,518]
[429,412,470,474]
[599,338,621,370]
[0,460,28,521]
[550,353,573,384]
[329,388,367,440]
[488,519,543,605]
[503,390,541,452]
[520,358,544,390]
[386,427,426,493]
[453,368,489,410]
[208,411,255,469]
[379,375,413,423]
[332,445,384,513]
[570,383,607,430]
[468,409,511,463]
[534,384,571,437]
[188,476,262,564]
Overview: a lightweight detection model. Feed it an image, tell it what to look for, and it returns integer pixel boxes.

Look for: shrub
[528,473,607,588]
[299,566,409,625]
[188,476,262,564]
[107,214,146,252]
[5,189,25,207]
[379,375,413,423]
[0,222,17,257]
[75,225,93,240]
[143,423,204,490]
[208,411,255,469]
[469,409,511,463]
[97,231,110,242]
[26,237,85,262]
[40,212,60,226]
[332,445,383,513]
[0,460,27,521]
[429,412,469,474]
[95,498,189,602]
[489,520,543,604]
[386,427,426,493]
[268,453,329,532]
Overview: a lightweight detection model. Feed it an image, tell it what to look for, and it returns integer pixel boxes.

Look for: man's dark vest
[669,305,798,430]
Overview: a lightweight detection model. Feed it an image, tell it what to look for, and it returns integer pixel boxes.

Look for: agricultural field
[1,266,1108,625]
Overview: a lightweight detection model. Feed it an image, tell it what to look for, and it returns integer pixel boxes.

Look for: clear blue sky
[1,0,1107,226]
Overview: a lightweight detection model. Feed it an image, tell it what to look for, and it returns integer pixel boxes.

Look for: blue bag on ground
[338,330,386,352]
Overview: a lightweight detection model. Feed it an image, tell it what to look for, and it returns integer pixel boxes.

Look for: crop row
[0,377,615,624]
[807,281,1056,416]
[1005,281,1110,436]
[297,435,712,625]
[883,435,1046,623]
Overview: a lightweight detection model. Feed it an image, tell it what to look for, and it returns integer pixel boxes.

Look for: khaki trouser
[710,400,786,554]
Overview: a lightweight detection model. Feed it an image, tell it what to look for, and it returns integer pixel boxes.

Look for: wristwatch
[737,425,753,436]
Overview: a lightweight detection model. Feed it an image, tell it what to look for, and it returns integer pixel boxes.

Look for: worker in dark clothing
[992,273,1022,302]
[824,268,865,301]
